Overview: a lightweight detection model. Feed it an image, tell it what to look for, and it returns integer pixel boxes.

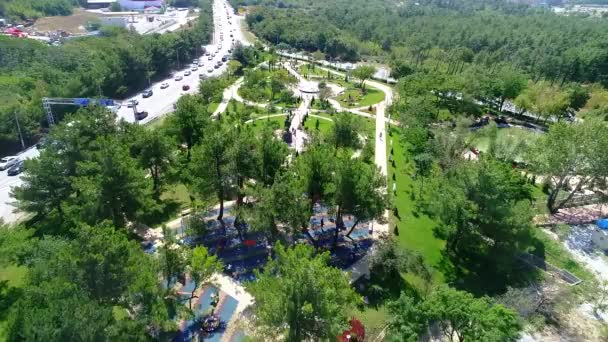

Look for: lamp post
[14,112,25,150]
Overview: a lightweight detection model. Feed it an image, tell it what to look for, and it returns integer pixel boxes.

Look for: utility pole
[14,112,25,150]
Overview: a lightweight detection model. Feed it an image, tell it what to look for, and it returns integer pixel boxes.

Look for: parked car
[0,156,18,170]
[175,75,183,81]
[127,99,139,108]
[7,160,25,176]
[142,89,153,98]
[134,111,148,121]
[182,84,190,91]
[184,70,191,76]
[160,82,169,89]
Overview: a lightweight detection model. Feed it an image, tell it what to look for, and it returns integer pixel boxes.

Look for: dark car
[135,111,148,121]
[142,90,153,98]
[182,84,190,91]
[221,56,228,62]
[7,160,25,176]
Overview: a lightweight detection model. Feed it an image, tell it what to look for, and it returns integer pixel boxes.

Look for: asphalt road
[0,0,244,224]
[116,0,246,124]
[0,147,40,223]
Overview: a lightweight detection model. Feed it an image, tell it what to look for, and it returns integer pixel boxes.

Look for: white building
[100,16,129,28]
[119,0,165,11]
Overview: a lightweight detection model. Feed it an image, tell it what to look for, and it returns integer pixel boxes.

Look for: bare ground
[30,8,100,34]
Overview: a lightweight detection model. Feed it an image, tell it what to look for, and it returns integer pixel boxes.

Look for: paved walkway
[289,97,311,152]
[211,56,396,281]
[213,76,244,117]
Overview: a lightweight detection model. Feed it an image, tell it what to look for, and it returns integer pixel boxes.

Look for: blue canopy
[596,219,608,230]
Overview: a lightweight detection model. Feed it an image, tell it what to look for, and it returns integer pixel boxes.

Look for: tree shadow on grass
[437,248,543,296]
[352,272,420,310]
[0,280,22,322]
[139,199,183,228]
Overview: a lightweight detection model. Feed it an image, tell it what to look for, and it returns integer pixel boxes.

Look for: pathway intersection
[143,18,396,339]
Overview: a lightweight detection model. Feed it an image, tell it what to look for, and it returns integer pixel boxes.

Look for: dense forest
[240,0,608,86]
[0,0,213,155]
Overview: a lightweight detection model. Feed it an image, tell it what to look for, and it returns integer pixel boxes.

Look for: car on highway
[184,70,191,76]
[7,160,25,176]
[199,74,206,79]
[182,84,190,91]
[198,62,204,67]
[208,56,212,61]
[0,156,18,170]
[214,64,219,69]
[134,111,148,121]
[160,82,169,89]
[191,66,198,71]
[207,68,213,73]
[221,56,228,62]
[127,99,139,108]
[142,89,153,98]
[175,75,183,81]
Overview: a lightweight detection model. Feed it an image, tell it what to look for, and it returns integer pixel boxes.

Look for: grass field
[248,115,287,135]
[336,87,385,108]
[470,126,541,162]
[0,265,27,340]
[387,127,446,280]
[305,115,333,136]
[298,63,327,78]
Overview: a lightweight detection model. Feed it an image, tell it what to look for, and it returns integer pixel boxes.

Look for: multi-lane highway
[0,0,246,224]
[116,0,247,124]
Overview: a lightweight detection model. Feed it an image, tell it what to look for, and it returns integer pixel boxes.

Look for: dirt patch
[30,8,100,34]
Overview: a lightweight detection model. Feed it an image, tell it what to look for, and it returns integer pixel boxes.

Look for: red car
[182,84,190,91]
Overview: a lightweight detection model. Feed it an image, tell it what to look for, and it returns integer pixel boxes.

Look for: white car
[175,75,183,81]
[191,66,198,71]
[0,156,18,171]
[184,70,191,76]
[160,82,169,89]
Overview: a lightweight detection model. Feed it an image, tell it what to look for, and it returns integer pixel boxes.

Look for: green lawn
[0,265,27,341]
[248,115,288,135]
[298,63,327,78]
[305,115,333,136]
[336,87,385,108]
[387,126,446,281]
[470,126,541,162]
[161,183,192,208]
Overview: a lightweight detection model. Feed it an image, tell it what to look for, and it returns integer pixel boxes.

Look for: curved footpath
[214,58,396,281]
